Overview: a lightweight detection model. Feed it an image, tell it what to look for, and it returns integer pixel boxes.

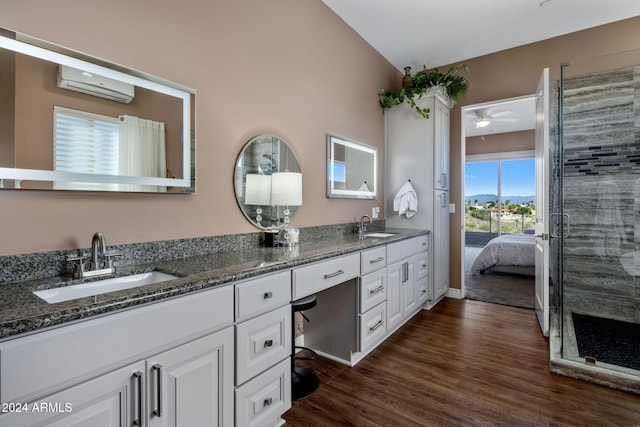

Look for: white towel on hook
[393,181,418,218]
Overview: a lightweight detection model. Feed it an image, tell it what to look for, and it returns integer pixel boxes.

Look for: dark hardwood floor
[283,298,640,426]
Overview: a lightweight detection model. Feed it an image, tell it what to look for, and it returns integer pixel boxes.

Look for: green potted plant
[378,64,469,118]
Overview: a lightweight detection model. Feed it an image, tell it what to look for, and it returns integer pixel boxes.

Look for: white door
[534,68,550,336]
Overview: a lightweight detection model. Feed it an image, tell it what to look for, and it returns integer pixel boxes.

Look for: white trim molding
[446,288,463,299]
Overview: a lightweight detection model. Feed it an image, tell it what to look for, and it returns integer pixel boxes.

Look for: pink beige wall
[447,16,640,291]
[0,0,398,256]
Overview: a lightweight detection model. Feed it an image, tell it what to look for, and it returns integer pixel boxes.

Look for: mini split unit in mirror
[0,27,196,193]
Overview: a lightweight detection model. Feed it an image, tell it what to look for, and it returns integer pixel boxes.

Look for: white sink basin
[365,233,397,238]
[34,271,178,304]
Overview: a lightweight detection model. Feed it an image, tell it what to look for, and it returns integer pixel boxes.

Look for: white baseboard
[446,288,462,299]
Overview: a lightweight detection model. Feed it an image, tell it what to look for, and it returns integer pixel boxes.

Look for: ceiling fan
[467,109,517,128]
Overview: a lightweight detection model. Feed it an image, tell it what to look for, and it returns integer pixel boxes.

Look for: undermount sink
[33,271,178,304]
[365,232,397,238]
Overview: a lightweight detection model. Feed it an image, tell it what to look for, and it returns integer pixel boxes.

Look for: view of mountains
[465,194,535,204]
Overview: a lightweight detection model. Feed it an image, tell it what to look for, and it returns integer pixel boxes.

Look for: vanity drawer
[236,270,291,322]
[386,237,418,264]
[361,246,387,275]
[236,358,291,427]
[292,253,360,300]
[359,301,387,354]
[416,234,429,252]
[415,251,428,279]
[360,268,386,313]
[417,275,429,305]
[235,305,291,386]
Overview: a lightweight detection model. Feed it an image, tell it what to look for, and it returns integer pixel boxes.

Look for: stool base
[292,367,320,401]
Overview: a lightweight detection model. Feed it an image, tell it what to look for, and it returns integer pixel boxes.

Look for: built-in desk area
[293,234,430,366]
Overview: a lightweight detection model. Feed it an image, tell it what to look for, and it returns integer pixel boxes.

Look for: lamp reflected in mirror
[244,173,272,226]
[271,171,302,228]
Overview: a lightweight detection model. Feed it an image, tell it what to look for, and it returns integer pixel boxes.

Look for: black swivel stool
[291,294,320,400]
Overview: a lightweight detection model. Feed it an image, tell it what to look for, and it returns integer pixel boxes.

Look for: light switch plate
[449,203,455,213]
[372,206,380,218]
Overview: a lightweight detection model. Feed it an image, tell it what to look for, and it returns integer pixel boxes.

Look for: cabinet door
[403,259,417,316]
[434,101,450,191]
[147,327,234,427]
[0,361,145,427]
[433,190,450,301]
[386,261,403,332]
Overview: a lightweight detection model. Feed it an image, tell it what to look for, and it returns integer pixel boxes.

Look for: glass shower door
[557,49,640,379]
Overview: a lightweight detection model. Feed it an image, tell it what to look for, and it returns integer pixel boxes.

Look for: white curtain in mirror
[118,115,166,192]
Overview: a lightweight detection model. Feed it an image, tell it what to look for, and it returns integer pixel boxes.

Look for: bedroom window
[465,152,535,240]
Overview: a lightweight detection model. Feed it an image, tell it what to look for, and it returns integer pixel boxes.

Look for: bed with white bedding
[470,233,536,276]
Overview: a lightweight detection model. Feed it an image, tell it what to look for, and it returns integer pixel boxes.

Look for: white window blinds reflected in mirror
[53,107,167,192]
[53,107,119,190]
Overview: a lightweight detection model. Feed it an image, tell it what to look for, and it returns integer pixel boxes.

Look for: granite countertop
[0,229,428,341]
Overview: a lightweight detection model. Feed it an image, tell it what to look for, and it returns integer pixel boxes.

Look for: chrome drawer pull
[369,256,384,264]
[133,371,143,426]
[264,339,274,348]
[264,397,273,407]
[369,285,384,295]
[324,270,344,279]
[369,320,384,332]
[263,291,273,299]
[152,364,162,417]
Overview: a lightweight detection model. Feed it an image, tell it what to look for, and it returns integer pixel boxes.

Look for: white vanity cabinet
[386,236,429,333]
[0,285,235,427]
[234,271,292,427]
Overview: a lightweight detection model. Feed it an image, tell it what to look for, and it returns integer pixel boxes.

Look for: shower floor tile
[572,312,640,371]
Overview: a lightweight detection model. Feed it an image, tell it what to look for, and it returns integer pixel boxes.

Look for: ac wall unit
[57,65,134,104]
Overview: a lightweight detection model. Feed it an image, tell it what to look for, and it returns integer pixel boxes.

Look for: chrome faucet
[67,232,120,279]
[359,215,372,234]
[91,232,107,270]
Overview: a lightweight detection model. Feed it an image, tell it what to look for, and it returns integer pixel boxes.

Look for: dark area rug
[572,313,640,371]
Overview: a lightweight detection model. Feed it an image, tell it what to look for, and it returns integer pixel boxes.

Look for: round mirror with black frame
[234,135,302,230]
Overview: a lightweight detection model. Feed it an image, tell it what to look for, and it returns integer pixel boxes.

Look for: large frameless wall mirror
[326,134,376,199]
[0,27,195,193]
[234,135,302,229]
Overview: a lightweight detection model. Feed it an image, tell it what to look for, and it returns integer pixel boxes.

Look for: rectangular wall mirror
[326,134,376,199]
[0,28,195,193]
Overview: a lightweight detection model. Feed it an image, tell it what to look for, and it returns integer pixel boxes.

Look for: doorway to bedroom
[463,134,537,308]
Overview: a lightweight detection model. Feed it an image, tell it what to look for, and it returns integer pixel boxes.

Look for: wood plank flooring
[283,298,640,426]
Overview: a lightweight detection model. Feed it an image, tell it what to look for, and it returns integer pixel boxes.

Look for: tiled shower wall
[560,65,640,322]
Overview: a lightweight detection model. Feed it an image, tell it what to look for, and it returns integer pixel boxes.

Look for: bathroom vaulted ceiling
[322,0,640,136]
[321,0,640,71]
